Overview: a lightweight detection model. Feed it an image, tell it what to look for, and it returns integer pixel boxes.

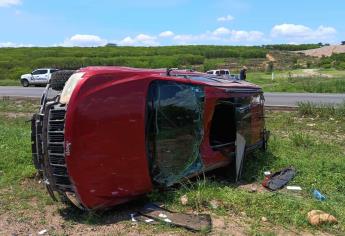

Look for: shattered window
[146,81,204,186]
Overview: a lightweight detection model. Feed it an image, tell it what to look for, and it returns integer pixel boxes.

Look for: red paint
[64,66,265,209]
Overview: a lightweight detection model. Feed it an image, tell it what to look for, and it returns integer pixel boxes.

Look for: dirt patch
[237,182,268,193]
[298,45,345,58]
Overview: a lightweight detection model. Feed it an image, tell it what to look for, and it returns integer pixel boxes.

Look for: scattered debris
[261,217,268,222]
[137,203,212,232]
[238,182,266,193]
[38,229,48,235]
[158,213,167,218]
[312,189,326,201]
[209,199,219,209]
[286,186,302,191]
[262,167,296,191]
[130,213,137,222]
[307,210,337,226]
[180,194,188,205]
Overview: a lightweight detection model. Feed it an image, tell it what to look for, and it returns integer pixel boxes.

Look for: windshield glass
[146,81,205,186]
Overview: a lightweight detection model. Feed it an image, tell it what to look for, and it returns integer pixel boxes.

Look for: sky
[0,0,344,47]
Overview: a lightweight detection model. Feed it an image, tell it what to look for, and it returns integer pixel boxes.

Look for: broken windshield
[146,81,205,186]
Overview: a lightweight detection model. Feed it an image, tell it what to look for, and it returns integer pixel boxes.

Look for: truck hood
[21,73,32,78]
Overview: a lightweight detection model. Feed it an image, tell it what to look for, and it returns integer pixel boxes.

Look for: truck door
[234,92,264,180]
[32,69,48,84]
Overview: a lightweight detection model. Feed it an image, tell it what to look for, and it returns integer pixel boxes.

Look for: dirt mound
[299,45,345,57]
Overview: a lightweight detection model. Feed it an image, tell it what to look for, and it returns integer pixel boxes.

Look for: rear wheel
[50,70,75,91]
[21,79,29,87]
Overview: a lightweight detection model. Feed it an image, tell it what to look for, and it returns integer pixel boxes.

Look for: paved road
[0,86,344,107]
[264,92,345,106]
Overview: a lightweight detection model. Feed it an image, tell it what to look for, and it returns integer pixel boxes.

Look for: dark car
[31,66,269,210]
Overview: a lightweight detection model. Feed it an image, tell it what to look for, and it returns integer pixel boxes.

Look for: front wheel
[21,79,29,87]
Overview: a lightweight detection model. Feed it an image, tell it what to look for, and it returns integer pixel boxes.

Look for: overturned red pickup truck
[31,67,269,210]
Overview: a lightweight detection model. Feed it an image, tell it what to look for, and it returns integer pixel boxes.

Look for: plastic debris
[38,229,48,235]
[130,213,137,222]
[158,213,167,218]
[312,189,326,201]
[209,199,219,209]
[286,186,302,191]
[307,210,337,226]
[264,171,271,176]
[180,194,188,205]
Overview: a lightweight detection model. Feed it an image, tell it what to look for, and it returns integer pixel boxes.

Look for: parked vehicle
[20,68,59,87]
[31,66,269,210]
[206,69,230,76]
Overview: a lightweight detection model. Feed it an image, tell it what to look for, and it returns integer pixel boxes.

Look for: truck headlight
[60,72,85,104]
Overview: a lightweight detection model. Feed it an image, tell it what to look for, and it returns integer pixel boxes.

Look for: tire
[21,79,29,87]
[50,70,75,91]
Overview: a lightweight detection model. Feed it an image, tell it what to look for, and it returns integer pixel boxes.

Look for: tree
[341,41,345,45]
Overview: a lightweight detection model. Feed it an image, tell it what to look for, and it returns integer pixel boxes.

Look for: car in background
[206,69,230,76]
[20,68,59,87]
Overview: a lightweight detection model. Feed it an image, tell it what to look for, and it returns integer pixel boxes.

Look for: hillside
[298,45,345,57]
[0,45,267,82]
[0,44,340,85]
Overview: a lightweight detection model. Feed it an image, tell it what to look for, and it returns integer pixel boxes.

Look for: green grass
[0,99,39,113]
[247,69,345,93]
[0,79,19,86]
[0,100,345,234]
[297,101,345,118]
[149,106,345,234]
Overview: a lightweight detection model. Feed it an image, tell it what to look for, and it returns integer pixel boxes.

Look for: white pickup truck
[20,68,59,87]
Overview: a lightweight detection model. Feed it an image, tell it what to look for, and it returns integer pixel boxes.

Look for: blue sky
[0,0,344,47]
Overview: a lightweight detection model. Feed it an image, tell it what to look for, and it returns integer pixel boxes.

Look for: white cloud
[0,27,266,48]
[0,0,21,7]
[0,42,34,47]
[118,34,159,46]
[230,30,264,42]
[217,14,235,22]
[271,23,336,41]
[159,31,175,37]
[62,34,107,47]
[213,27,231,36]
[173,27,265,45]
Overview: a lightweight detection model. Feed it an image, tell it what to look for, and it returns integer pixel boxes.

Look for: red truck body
[32,67,267,210]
